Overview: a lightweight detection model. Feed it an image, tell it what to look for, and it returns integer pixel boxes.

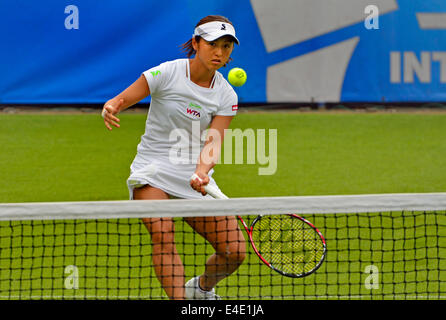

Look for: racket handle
[190,174,228,199]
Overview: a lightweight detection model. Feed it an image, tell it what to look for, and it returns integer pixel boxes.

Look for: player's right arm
[102,75,150,130]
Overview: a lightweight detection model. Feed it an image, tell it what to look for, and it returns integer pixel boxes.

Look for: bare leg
[134,185,185,300]
[185,216,246,291]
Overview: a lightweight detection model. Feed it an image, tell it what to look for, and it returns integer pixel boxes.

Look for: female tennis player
[101,15,246,300]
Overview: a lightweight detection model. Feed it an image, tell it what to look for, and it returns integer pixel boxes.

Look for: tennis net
[0,193,445,299]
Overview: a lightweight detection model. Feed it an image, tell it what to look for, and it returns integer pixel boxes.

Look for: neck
[189,58,215,88]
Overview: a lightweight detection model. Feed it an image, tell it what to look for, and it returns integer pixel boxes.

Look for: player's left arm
[191,115,233,194]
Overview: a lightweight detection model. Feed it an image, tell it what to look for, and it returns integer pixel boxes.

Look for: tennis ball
[228,68,247,87]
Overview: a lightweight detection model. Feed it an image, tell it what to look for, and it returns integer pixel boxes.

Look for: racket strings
[252,215,325,276]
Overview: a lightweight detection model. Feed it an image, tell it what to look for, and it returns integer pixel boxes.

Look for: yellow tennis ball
[228,68,247,87]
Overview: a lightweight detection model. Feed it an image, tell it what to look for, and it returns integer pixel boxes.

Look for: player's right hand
[102,98,124,130]
[190,173,210,196]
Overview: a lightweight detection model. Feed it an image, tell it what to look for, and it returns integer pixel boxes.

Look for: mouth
[211,59,222,65]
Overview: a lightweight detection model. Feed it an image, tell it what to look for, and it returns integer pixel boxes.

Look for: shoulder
[143,59,186,94]
[216,71,237,99]
[214,71,238,116]
[155,58,186,73]
[144,58,186,75]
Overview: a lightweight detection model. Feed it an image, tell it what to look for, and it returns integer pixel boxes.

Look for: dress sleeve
[216,85,238,116]
[142,62,171,96]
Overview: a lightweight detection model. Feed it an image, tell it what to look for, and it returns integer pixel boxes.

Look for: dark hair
[181,15,234,58]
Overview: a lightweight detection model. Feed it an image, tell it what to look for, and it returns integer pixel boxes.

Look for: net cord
[1,192,446,221]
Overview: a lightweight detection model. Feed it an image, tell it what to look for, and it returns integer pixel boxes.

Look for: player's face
[195,36,234,71]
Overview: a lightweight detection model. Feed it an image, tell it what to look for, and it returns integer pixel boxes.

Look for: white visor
[193,21,239,45]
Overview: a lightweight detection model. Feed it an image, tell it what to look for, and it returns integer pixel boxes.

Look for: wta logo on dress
[185,102,201,119]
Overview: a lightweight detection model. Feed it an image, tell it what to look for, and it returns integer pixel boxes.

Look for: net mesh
[0,195,445,300]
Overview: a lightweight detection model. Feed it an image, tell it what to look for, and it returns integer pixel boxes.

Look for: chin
[207,64,220,71]
[211,63,224,70]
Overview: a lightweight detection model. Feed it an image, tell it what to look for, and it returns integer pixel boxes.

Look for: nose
[214,46,223,57]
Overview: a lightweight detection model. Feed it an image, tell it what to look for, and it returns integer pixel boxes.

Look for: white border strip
[0,193,446,221]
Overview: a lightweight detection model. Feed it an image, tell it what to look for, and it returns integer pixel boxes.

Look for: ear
[192,36,199,51]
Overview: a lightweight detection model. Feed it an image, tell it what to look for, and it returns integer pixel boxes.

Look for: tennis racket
[190,174,327,278]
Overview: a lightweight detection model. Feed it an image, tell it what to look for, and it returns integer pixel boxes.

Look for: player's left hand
[190,172,210,196]
[102,98,124,131]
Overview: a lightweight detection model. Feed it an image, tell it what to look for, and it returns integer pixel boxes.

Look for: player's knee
[148,229,176,253]
[224,241,246,266]
[142,218,175,248]
[231,249,246,266]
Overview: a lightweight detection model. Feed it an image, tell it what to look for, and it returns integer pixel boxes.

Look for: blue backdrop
[1,0,446,104]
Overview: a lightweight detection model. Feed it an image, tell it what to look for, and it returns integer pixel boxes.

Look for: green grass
[222,112,446,196]
[1,112,446,202]
[1,112,446,299]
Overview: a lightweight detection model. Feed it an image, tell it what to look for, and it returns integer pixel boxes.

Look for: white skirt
[126,156,222,200]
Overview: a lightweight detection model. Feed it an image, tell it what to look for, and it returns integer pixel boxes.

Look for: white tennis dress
[127,59,238,199]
